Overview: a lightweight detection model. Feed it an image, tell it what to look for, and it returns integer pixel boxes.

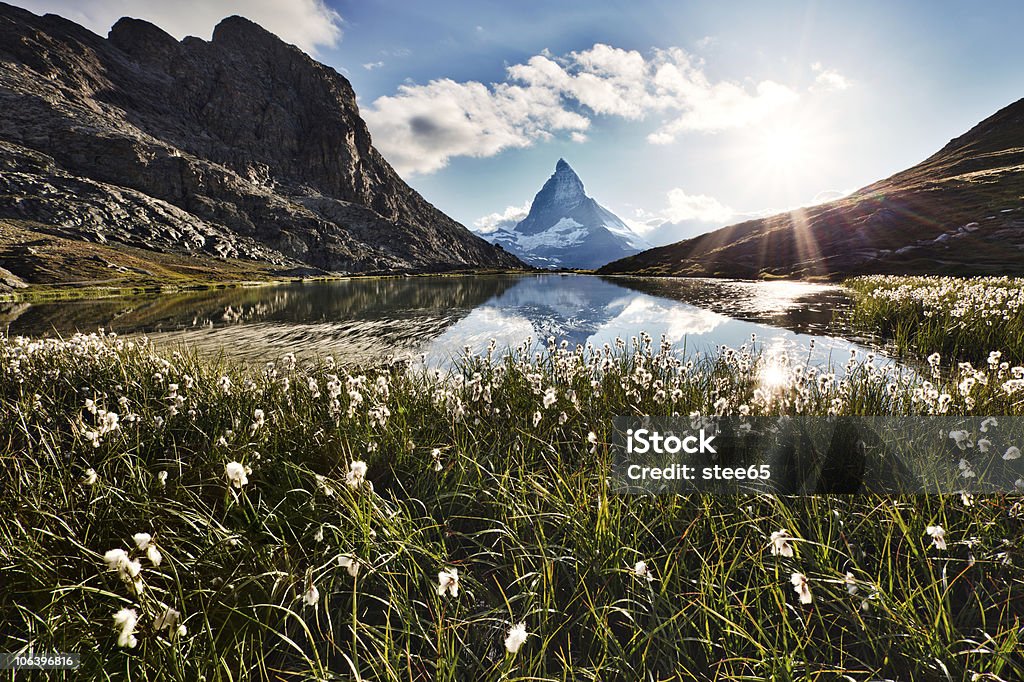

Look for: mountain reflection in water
[2,274,873,366]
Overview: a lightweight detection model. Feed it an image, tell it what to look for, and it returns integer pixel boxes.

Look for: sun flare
[750,122,814,174]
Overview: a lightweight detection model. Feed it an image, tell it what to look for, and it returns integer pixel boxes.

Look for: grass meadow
[1,323,1024,680]
[847,275,1024,365]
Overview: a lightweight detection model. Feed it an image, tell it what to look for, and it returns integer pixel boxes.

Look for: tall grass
[847,275,1024,364]
[1,331,1023,681]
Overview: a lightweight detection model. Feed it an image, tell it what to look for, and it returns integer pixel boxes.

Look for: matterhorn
[483,159,650,269]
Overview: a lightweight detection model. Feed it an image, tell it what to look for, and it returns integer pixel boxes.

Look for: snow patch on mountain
[477,159,650,269]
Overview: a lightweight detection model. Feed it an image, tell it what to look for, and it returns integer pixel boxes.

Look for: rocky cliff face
[0,3,521,277]
[600,97,1024,280]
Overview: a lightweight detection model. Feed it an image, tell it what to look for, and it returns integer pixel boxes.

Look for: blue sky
[15,1,1024,244]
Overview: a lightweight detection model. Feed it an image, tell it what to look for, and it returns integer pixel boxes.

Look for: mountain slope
[483,159,649,269]
[0,3,520,284]
[600,97,1024,280]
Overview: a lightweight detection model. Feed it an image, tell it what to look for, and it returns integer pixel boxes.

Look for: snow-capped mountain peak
[482,159,650,269]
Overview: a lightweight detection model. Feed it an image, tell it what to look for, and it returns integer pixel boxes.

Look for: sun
[750,122,814,175]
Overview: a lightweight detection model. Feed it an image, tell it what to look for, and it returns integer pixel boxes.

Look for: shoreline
[0,268,532,304]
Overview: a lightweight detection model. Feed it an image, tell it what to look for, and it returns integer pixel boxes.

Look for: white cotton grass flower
[132,532,162,567]
[980,417,998,432]
[251,408,266,433]
[437,567,459,597]
[82,468,98,486]
[542,387,557,409]
[949,430,971,449]
[104,548,143,592]
[770,529,795,557]
[303,583,319,607]
[790,572,812,604]
[977,438,993,453]
[345,460,368,489]
[845,571,858,595]
[338,554,361,578]
[113,608,138,648]
[157,470,168,487]
[225,461,250,488]
[632,560,655,582]
[926,525,947,550]
[154,607,186,637]
[958,458,976,479]
[1004,446,1022,461]
[431,448,443,472]
[504,622,528,654]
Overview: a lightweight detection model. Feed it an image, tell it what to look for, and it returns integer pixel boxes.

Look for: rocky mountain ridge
[0,2,520,290]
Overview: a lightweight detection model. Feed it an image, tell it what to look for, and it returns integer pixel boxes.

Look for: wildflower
[345,460,368,489]
[845,571,857,595]
[1004,446,1022,461]
[927,352,941,367]
[113,608,138,648]
[82,468,98,486]
[225,461,250,488]
[218,376,231,394]
[958,458,976,479]
[790,572,812,604]
[133,533,162,567]
[431,448,443,472]
[104,548,143,592]
[504,622,528,654]
[157,470,168,487]
[542,387,557,409]
[633,560,654,582]
[926,525,947,550]
[949,430,970,449]
[338,554,361,578]
[981,417,998,432]
[587,431,598,453]
[154,607,186,637]
[251,408,266,433]
[978,439,992,453]
[770,529,795,557]
[437,567,459,597]
[532,411,541,427]
[303,584,319,607]
[313,527,324,543]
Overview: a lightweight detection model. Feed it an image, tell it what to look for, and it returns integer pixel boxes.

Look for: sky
[13,0,1024,245]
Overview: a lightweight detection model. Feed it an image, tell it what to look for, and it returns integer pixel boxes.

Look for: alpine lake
[0,274,882,369]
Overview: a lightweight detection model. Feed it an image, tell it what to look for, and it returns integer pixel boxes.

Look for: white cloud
[695,35,717,50]
[365,42,820,175]
[811,188,852,203]
[663,188,735,223]
[570,131,588,143]
[16,0,343,55]
[364,78,589,174]
[810,62,851,92]
[473,202,531,234]
[362,61,385,71]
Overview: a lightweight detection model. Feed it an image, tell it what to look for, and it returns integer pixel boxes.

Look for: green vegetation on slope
[2,332,1024,680]
[0,220,320,302]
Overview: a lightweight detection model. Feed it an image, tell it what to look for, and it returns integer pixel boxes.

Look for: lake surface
[1,274,876,366]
